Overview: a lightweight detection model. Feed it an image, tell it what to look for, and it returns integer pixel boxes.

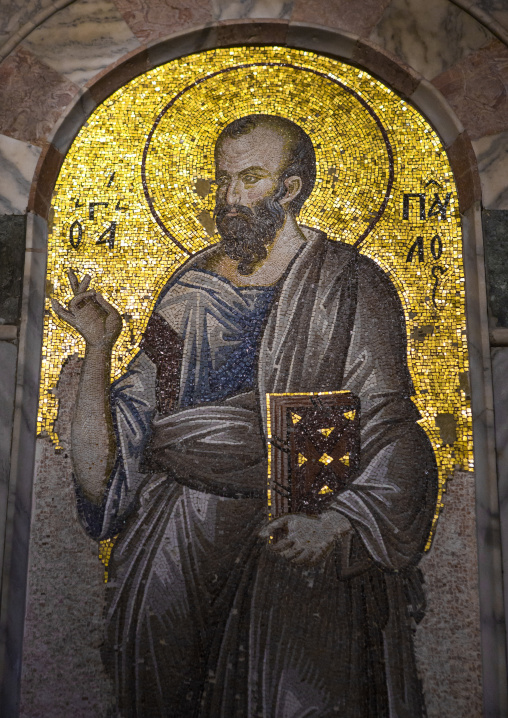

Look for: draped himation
[76,228,437,717]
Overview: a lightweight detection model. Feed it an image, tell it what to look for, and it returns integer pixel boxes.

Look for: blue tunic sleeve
[76,267,279,539]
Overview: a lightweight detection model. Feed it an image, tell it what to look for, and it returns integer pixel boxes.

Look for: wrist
[320,510,352,537]
[85,342,113,358]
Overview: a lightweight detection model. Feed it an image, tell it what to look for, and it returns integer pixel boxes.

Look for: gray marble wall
[0,216,25,326]
[0,214,25,622]
[0,213,47,716]
[483,210,508,328]
[492,346,508,666]
[484,210,508,704]
[0,341,17,582]
[0,216,24,714]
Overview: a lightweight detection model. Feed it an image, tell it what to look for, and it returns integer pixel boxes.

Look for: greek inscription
[402,193,426,220]
[427,193,451,221]
[430,234,443,260]
[431,265,446,308]
[96,221,116,250]
[406,236,424,263]
[89,201,109,220]
[69,220,83,249]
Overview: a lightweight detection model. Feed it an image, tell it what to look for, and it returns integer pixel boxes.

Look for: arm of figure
[260,254,437,569]
[326,256,438,572]
[52,269,122,503]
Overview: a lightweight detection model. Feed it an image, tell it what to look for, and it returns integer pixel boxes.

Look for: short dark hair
[216,114,316,216]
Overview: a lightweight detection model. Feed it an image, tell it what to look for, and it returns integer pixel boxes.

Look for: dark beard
[215,194,286,275]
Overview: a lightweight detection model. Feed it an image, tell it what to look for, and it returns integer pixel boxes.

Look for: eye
[216,176,229,188]
[243,174,260,184]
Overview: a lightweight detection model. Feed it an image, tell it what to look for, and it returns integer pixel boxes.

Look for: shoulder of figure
[355,253,405,324]
[356,253,399,294]
[300,225,357,263]
[299,227,398,296]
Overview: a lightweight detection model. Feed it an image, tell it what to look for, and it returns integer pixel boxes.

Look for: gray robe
[81,228,437,717]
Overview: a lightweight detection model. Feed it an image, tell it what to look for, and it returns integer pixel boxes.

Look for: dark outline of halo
[141,60,394,256]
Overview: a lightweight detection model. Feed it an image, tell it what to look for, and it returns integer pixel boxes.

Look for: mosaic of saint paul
[52,114,438,717]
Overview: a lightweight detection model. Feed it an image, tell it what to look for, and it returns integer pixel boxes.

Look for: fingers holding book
[259,511,351,566]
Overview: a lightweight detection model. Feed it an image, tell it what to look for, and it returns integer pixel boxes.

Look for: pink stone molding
[433,38,508,141]
[84,45,150,106]
[27,143,64,219]
[291,0,391,39]
[447,132,483,213]
[25,22,481,221]
[0,46,79,146]
[113,0,213,45]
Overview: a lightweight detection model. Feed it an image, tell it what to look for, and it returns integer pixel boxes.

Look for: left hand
[259,511,351,566]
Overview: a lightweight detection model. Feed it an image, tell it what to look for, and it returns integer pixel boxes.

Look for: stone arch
[1,20,504,717]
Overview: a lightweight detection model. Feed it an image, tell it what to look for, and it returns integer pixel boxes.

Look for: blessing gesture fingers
[51,268,122,350]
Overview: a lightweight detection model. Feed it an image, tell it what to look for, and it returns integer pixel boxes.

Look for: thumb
[259,515,288,537]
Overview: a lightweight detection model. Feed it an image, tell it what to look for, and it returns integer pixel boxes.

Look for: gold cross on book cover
[266,391,361,520]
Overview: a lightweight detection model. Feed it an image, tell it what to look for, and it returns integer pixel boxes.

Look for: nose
[225,178,240,206]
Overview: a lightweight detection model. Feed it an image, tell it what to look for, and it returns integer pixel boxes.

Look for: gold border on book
[266,391,353,524]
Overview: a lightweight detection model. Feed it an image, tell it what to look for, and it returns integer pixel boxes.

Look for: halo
[141,61,394,256]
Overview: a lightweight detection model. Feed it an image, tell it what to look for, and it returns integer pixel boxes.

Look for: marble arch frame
[1,20,505,717]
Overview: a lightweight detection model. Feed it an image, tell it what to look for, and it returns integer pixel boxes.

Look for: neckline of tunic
[187,240,308,292]
[176,267,282,293]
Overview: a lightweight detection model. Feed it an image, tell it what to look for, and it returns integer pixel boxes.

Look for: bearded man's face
[214,124,295,275]
[214,190,286,275]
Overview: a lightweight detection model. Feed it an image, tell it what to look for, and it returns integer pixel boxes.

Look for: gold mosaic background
[40,46,472,548]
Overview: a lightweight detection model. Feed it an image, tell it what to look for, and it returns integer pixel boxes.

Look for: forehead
[215,124,292,174]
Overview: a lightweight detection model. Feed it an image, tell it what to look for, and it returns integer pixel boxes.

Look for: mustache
[214,198,285,229]
[214,203,255,223]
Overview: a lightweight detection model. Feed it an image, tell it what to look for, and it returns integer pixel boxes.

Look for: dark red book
[266,391,361,520]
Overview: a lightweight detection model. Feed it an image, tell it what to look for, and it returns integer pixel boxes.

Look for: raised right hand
[51,268,122,350]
